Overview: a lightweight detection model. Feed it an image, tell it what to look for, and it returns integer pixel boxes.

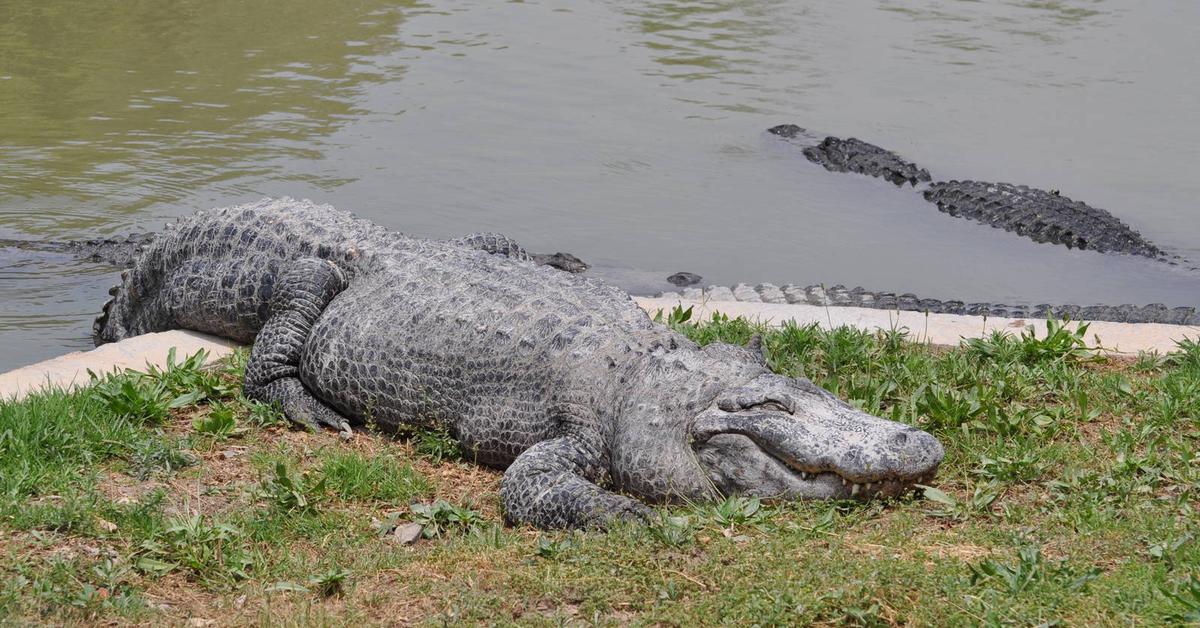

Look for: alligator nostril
[902,429,945,468]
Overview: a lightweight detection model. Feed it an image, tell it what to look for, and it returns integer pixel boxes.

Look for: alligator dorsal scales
[923,181,1164,258]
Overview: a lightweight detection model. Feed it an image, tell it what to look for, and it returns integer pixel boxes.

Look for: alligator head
[612,339,944,502]
[692,373,943,499]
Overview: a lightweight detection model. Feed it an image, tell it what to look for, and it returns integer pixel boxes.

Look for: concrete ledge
[0,331,240,403]
[4,299,1197,404]
[633,297,1200,356]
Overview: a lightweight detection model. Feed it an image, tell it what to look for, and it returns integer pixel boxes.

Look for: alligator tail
[89,229,169,345]
[92,270,131,345]
[658,282,1200,326]
[0,233,156,267]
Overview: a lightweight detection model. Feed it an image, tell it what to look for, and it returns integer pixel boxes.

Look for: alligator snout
[692,385,944,501]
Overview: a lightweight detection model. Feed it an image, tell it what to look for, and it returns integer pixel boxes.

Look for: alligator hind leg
[243,258,353,435]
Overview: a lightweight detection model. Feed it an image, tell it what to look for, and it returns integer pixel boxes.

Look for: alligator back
[802,137,931,187]
[94,198,399,344]
[923,181,1163,258]
[297,243,671,465]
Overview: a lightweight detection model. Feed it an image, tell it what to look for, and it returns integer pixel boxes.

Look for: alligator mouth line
[770,457,934,500]
[699,428,934,500]
[733,428,936,499]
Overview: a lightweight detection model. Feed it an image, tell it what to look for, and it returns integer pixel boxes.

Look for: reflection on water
[0,0,411,234]
[1,0,1198,369]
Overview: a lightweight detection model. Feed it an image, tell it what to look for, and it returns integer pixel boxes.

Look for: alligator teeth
[851,483,861,496]
[842,478,849,486]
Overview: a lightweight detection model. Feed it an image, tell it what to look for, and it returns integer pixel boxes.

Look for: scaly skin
[923,181,1167,259]
[95,198,944,530]
[768,124,931,187]
[657,283,1200,326]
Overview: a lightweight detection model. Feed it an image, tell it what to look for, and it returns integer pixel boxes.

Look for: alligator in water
[767,124,1185,265]
[91,198,944,530]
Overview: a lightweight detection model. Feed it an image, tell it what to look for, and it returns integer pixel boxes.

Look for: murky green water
[2,1,1199,368]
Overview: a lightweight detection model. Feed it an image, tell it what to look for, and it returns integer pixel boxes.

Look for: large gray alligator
[767,124,1184,264]
[93,198,944,530]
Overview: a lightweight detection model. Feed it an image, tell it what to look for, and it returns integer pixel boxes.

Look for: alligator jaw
[692,407,944,501]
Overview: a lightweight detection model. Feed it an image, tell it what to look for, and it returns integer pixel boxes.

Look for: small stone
[656,291,680,300]
[680,287,703,300]
[732,283,761,302]
[188,619,215,627]
[391,522,423,545]
[95,518,118,533]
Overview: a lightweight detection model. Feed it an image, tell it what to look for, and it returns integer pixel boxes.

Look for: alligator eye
[751,400,790,413]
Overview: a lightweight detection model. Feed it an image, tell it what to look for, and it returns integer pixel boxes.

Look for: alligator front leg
[500,436,652,529]
[243,258,353,435]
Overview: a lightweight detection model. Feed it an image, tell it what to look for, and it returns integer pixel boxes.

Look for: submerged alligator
[767,124,1182,264]
[91,198,944,530]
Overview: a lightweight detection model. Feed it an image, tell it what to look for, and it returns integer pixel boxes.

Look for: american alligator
[93,198,944,530]
[656,282,1200,326]
[767,124,1181,264]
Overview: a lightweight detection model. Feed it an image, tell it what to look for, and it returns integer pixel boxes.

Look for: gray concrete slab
[0,331,240,402]
[633,297,1200,357]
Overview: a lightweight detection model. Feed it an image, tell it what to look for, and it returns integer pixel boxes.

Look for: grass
[0,312,1198,625]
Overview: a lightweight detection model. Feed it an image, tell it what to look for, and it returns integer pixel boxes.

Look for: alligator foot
[243,258,352,434]
[500,435,653,529]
